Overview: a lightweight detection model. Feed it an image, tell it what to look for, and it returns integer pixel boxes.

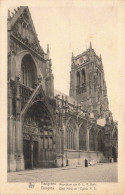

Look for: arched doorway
[23,101,56,169]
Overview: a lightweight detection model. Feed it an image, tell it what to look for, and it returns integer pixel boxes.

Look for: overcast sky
[8,1,125,121]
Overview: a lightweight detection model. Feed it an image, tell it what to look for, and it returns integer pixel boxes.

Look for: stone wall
[63,150,106,167]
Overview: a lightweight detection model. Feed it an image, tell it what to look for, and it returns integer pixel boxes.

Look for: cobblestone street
[8,163,118,183]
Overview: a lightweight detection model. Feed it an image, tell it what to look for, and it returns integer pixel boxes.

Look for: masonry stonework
[7,6,118,172]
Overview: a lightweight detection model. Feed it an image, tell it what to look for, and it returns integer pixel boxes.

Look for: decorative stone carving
[10,11,44,58]
[38,75,42,84]
[22,9,30,25]
[23,125,38,134]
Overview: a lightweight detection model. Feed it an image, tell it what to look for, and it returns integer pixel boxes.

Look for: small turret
[8,10,11,21]
[47,44,50,59]
[71,52,74,62]
[90,42,92,50]
[14,8,17,14]
[100,54,102,61]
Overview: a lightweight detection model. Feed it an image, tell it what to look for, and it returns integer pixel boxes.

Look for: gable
[8,7,44,57]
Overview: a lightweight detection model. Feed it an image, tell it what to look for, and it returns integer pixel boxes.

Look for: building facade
[70,43,109,119]
[7,6,118,172]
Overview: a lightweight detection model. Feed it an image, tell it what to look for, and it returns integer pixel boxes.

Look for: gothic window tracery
[65,124,75,149]
[21,55,36,88]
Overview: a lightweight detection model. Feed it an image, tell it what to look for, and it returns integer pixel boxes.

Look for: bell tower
[70,43,109,118]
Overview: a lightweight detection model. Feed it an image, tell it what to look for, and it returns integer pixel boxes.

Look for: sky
[8,1,125,121]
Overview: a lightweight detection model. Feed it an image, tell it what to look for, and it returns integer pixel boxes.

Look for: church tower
[70,43,109,119]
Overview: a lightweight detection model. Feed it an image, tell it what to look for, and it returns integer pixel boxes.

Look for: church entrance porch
[23,101,56,169]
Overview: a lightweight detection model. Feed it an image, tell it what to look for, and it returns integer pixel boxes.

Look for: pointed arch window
[76,71,80,87]
[65,125,74,149]
[21,55,36,88]
[96,69,98,76]
[82,69,86,84]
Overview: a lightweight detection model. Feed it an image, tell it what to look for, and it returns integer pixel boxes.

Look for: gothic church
[7,6,118,171]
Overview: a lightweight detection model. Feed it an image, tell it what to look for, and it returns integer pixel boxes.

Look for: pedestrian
[85,159,88,167]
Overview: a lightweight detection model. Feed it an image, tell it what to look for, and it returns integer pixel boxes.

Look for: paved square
[8,163,118,183]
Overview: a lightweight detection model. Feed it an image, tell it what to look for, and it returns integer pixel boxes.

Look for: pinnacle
[90,42,92,49]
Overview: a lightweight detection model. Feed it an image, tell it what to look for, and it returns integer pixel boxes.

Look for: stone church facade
[7,6,118,172]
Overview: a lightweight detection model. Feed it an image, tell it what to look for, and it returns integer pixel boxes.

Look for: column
[61,128,64,166]
[94,135,98,151]
[10,52,16,80]
[15,77,24,171]
[71,132,72,149]
[69,131,71,149]
[75,126,79,150]
[64,126,66,149]
[86,121,90,151]
[30,140,34,169]
[12,119,16,156]
[74,71,77,97]
[67,131,69,149]
[73,131,76,150]
[43,135,45,163]
[50,74,54,98]
[8,82,16,171]
[68,131,70,149]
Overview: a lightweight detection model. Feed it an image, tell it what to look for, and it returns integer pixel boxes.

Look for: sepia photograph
[0,0,125,194]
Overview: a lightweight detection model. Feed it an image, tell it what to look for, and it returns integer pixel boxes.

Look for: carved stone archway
[23,101,56,169]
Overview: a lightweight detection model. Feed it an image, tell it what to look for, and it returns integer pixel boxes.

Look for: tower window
[96,69,98,76]
[82,69,86,84]
[76,71,80,87]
